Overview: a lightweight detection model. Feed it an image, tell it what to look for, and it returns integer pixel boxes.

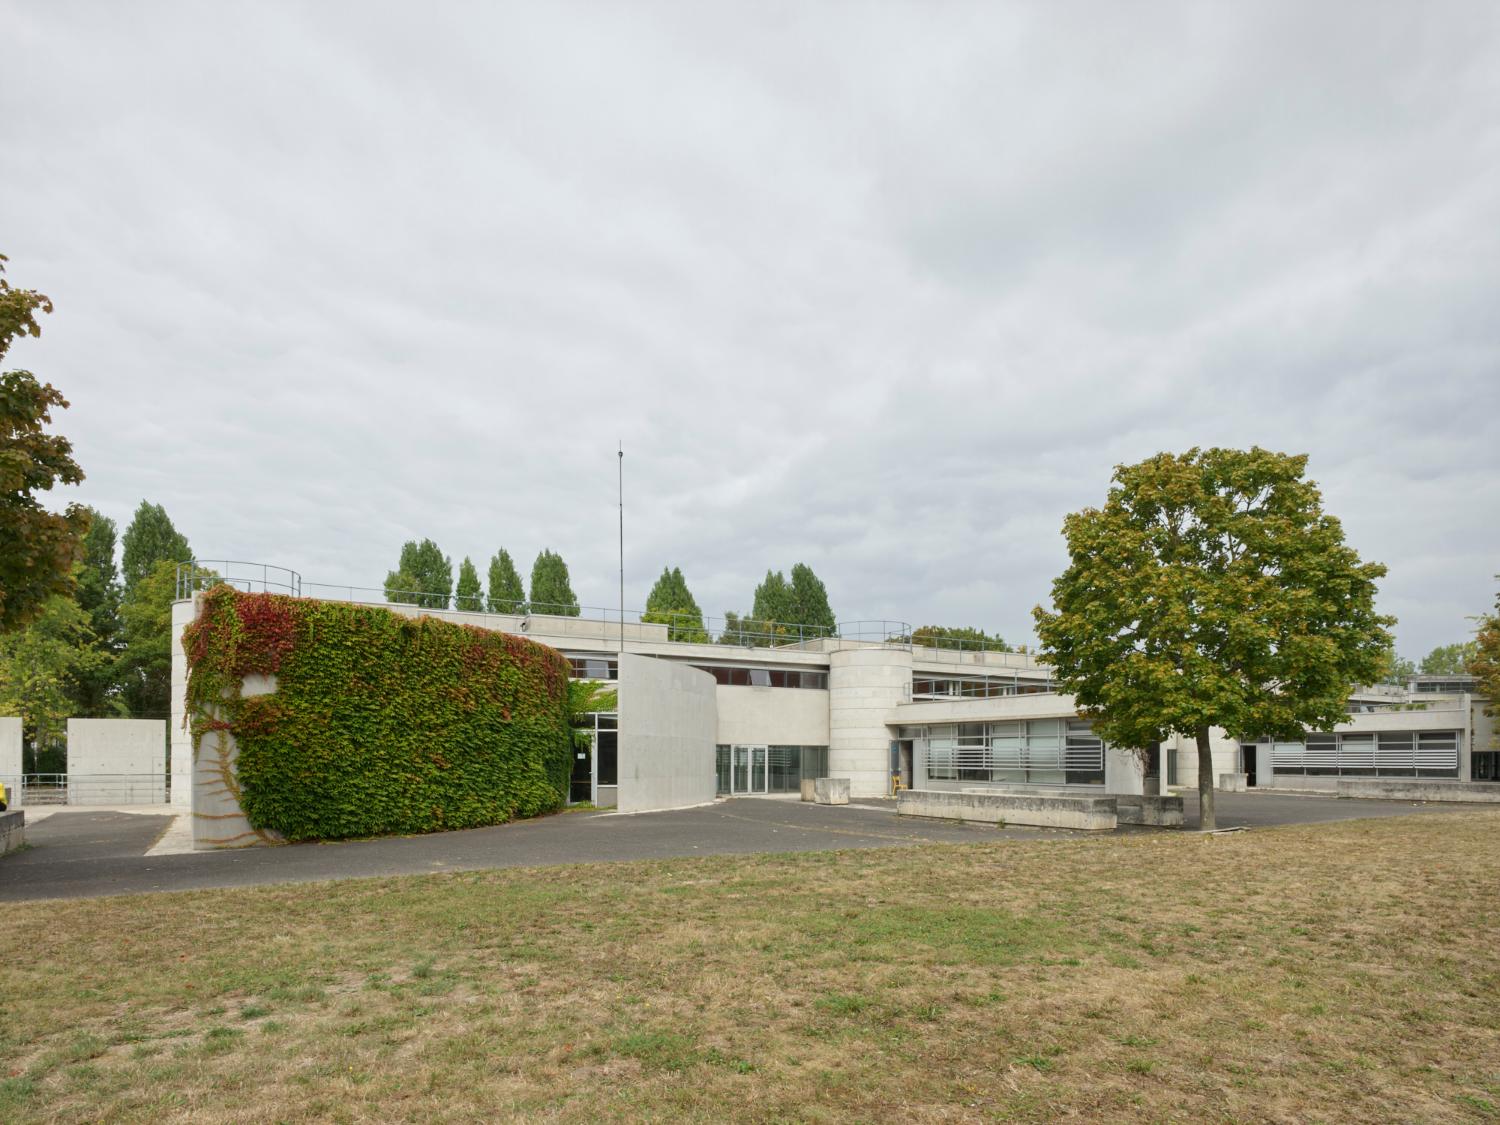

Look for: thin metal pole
[618,441,625,659]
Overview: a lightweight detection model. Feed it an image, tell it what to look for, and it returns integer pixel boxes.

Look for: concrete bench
[897,789,1117,831]
[813,778,850,805]
[1114,794,1185,827]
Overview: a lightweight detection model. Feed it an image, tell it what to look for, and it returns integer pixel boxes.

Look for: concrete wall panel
[617,654,717,814]
[66,718,167,804]
[0,716,20,806]
[828,648,912,799]
[715,686,829,746]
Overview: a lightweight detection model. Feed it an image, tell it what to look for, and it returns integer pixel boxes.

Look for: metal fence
[6,774,171,807]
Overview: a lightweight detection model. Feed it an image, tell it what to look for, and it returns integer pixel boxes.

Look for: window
[1263,730,1460,778]
[924,721,1104,786]
[691,665,827,689]
[567,656,617,681]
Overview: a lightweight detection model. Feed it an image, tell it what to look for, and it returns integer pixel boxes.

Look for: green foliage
[567,679,618,755]
[729,563,837,645]
[1472,582,1500,733]
[119,559,183,720]
[1033,448,1391,828]
[119,501,191,597]
[1419,641,1477,676]
[1377,644,1416,684]
[486,549,526,614]
[0,594,107,768]
[182,585,573,842]
[384,539,452,609]
[910,625,1009,652]
[71,508,126,715]
[454,557,483,612]
[642,566,709,642]
[789,563,836,633]
[0,254,89,634]
[529,549,579,616]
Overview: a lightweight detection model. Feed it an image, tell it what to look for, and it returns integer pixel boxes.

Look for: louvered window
[1262,730,1460,778]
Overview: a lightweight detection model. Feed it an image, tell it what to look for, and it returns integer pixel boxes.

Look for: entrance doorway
[1241,744,1258,787]
[731,745,768,794]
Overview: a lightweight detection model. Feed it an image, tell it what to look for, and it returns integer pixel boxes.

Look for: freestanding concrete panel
[617,654,717,814]
[0,717,21,808]
[65,718,167,804]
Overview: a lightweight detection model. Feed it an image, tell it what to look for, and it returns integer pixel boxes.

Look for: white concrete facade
[617,654,717,813]
[0,716,21,806]
[829,647,915,799]
[65,718,168,804]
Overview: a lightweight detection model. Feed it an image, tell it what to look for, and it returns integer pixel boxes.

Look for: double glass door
[731,745,768,794]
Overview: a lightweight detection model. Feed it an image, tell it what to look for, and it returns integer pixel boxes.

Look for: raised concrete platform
[1220,772,1249,792]
[1337,779,1500,803]
[814,778,850,805]
[1115,794,1185,827]
[898,789,1117,830]
[0,809,24,857]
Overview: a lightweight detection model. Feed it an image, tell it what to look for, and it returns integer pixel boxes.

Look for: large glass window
[567,656,617,681]
[925,721,1104,786]
[1262,730,1461,778]
[715,745,828,795]
[694,665,828,689]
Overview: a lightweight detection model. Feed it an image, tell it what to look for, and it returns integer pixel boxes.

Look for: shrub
[183,586,571,841]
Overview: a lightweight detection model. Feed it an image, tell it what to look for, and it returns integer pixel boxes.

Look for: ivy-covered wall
[183,586,572,842]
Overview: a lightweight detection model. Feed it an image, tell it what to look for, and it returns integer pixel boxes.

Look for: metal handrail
[174,559,915,652]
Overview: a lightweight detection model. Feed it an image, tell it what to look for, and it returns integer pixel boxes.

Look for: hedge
[183,585,572,842]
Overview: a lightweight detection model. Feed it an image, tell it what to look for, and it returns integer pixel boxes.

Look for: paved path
[0,791,1482,904]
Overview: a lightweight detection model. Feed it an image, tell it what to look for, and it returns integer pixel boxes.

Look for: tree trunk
[1197,726,1216,831]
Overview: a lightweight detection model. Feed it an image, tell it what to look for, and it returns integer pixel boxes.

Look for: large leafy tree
[72,507,126,715]
[1377,643,1416,684]
[529,549,579,616]
[0,594,107,770]
[120,500,191,597]
[1471,582,1500,730]
[1033,448,1391,830]
[642,566,709,642]
[1,253,89,633]
[454,556,483,611]
[751,570,796,626]
[384,539,452,609]
[486,548,526,614]
[118,558,182,722]
[1419,641,1477,676]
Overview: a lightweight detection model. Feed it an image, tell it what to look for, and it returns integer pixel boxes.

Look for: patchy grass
[2,812,1498,1122]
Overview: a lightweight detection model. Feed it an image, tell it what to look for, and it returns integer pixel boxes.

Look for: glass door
[731,745,769,794]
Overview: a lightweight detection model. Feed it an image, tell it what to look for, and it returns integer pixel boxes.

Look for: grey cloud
[4,1,1498,657]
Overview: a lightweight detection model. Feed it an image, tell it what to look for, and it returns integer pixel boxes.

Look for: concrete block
[800,778,816,802]
[813,777,850,805]
[1219,772,1248,792]
[898,789,1117,831]
[0,717,20,808]
[66,719,167,804]
[1114,794,1185,827]
[0,809,24,857]
[1336,779,1500,803]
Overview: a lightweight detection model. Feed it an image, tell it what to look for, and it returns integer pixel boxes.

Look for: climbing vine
[183,586,572,842]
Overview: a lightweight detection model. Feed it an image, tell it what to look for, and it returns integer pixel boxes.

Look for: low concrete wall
[0,809,24,857]
[1337,779,1500,803]
[898,788,1117,830]
[595,784,618,809]
[1115,794,1185,827]
[1220,772,1248,793]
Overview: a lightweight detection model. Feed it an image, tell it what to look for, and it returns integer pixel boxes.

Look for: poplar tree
[486,549,527,614]
[1033,448,1391,830]
[529,550,579,616]
[455,557,483,611]
[643,566,709,642]
[384,539,452,609]
[120,501,191,596]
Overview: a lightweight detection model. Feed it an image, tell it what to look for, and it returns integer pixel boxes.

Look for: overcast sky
[6,2,1499,657]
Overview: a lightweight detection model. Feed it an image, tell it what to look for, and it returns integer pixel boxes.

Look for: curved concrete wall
[829,647,912,798]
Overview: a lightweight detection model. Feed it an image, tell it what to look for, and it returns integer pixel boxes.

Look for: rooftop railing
[174,561,913,651]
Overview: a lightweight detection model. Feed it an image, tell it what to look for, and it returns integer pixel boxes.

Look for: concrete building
[166,571,1497,817]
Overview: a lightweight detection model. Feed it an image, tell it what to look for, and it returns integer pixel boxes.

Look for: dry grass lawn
[2,811,1498,1123]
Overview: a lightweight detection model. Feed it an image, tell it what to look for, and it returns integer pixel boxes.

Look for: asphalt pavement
[0,790,1482,904]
